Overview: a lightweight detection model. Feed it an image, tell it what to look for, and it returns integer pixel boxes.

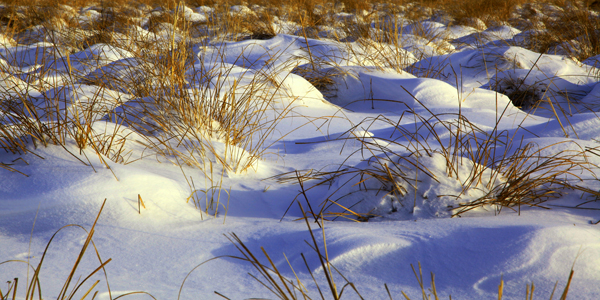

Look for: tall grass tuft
[276,98,593,220]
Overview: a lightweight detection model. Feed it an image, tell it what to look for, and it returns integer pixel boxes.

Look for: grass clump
[544,3,600,61]
[276,97,593,221]
[0,0,299,178]
[491,73,546,109]
[441,0,528,26]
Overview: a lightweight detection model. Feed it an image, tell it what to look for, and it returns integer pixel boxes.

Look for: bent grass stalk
[0,199,157,300]
[276,96,593,220]
[0,1,315,214]
[178,203,579,299]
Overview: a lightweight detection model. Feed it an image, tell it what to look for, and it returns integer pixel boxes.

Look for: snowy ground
[1,2,600,299]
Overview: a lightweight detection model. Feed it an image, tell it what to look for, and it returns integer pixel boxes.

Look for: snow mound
[327,152,504,220]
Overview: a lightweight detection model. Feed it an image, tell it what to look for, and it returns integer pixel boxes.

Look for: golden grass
[0,0,598,207]
[438,0,529,25]
[193,205,579,299]
[0,2,299,222]
[2,0,598,60]
[275,96,594,221]
[1,201,580,299]
[0,199,155,300]
[0,0,304,193]
[0,0,597,299]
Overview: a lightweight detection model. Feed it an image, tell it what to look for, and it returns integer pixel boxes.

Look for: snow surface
[1,3,600,300]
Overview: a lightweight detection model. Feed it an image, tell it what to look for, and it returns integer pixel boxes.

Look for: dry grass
[451,139,591,216]
[243,9,278,40]
[0,2,300,162]
[1,0,596,61]
[111,40,299,175]
[188,205,579,299]
[0,1,308,217]
[0,0,597,210]
[0,200,155,300]
[276,96,593,220]
[491,74,545,109]
[437,0,529,26]
[221,204,361,300]
[0,44,131,177]
[1,201,580,299]
[0,0,596,299]
[544,3,600,60]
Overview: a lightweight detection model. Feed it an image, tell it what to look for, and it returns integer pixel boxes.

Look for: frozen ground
[1,2,600,299]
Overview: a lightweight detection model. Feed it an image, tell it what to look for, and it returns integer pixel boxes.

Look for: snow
[1,2,600,300]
